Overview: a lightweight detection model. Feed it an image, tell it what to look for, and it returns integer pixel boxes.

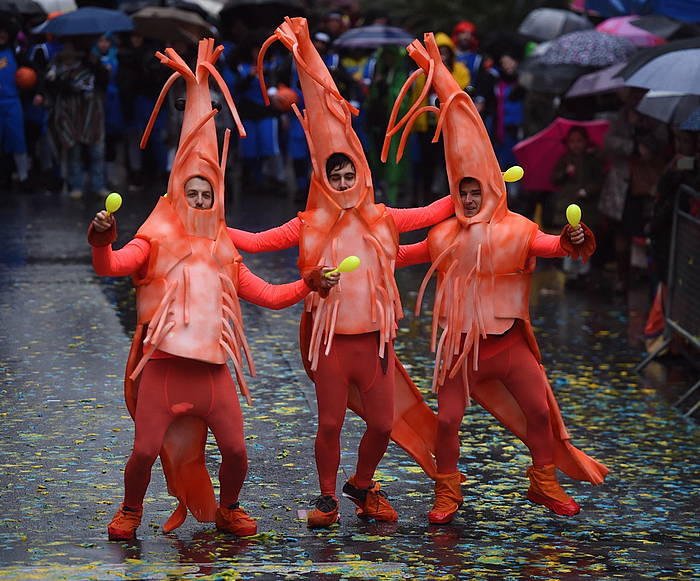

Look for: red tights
[435,329,555,473]
[123,358,247,508]
[313,332,395,496]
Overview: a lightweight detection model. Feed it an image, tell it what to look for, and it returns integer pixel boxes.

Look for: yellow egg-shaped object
[503,165,524,182]
[105,192,122,214]
[566,204,582,228]
[325,255,361,277]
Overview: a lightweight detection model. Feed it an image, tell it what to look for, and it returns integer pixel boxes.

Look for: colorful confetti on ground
[0,194,697,580]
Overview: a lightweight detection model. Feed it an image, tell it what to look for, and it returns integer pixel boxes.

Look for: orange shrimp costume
[239,17,453,526]
[384,34,607,523]
[87,39,324,540]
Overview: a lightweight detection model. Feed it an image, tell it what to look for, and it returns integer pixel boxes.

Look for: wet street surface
[0,190,698,580]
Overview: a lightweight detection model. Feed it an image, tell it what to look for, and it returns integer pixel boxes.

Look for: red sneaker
[307,495,340,529]
[526,465,581,516]
[342,475,398,522]
[107,504,143,541]
[215,503,257,536]
[428,472,463,524]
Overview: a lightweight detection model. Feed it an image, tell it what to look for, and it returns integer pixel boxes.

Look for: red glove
[303,266,331,298]
[560,222,596,263]
[87,221,117,247]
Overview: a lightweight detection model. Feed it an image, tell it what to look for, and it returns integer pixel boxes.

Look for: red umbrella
[596,16,666,47]
[513,117,610,192]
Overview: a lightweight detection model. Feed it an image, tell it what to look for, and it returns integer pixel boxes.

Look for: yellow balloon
[105,192,122,215]
[503,165,524,183]
[324,255,361,277]
[566,203,582,228]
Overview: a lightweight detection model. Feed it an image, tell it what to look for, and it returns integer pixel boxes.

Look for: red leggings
[123,358,247,508]
[313,332,395,496]
[436,330,554,473]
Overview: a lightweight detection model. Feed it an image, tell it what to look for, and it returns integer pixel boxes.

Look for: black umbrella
[519,58,589,94]
[0,0,46,22]
[219,0,304,31]
[617,37,700,80]
[630,14,685,39]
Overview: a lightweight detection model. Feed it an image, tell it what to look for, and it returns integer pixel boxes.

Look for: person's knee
[527,405,551,429]
[220,441,247,466]
[365,413,393,440]
[129,442,160,467]
[317,418,343,441]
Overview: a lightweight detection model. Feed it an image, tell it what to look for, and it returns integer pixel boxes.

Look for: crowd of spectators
[1,6,699,309]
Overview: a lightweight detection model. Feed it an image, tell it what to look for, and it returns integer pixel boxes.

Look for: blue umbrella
[333,25,413,50]
[540,30,637,67]
[680,106,700,131]
[43,7,134,35]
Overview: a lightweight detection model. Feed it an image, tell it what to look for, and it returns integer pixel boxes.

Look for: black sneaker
[307,495,339,528]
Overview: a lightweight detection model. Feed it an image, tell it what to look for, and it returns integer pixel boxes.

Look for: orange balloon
[15,67,37,91]
[273,85,298,112]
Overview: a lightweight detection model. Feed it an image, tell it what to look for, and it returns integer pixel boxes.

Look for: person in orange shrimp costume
[87,39,338,541]
[227,18,457,528]
[384,33,608,524]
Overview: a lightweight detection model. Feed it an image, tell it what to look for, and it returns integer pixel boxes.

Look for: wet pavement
[0,189,698,580]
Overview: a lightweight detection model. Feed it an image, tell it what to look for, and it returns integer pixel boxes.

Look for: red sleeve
[388,195,454,233]
[91,238,150,276]
[397,239,431,268]
[237,263,310,309]
[227,217,301,253]
[528,230,566,259]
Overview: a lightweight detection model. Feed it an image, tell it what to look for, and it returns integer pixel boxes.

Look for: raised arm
[397,239,431,268]
[529,225,596,261]
[88,215,150,277]
[387,195,454,233]
[237,263,340,310]
[227,217,301,253]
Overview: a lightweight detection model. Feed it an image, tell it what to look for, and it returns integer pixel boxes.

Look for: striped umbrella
[333,25,414,50]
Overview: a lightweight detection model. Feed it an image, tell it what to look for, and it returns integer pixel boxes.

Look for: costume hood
[258,17,373,211]
[140,38,246,238]
[383,32,507,226]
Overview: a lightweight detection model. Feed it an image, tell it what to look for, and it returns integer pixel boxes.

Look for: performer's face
[328,162,356,191]
[185,177,214,209]
[459,179,482,217]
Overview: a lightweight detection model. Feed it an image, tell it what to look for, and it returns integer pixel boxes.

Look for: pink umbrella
[513,117,610,192]
[596,15,666,47]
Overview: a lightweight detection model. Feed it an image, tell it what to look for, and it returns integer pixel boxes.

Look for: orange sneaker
[526,465,581,516]
[107,504,143,541]
[215,503,257,536]
[307,495,340,529]
[342,475,398,522]
[428,472,463,524]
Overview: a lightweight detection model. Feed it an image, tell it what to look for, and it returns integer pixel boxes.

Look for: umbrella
[132,6,213,43]
[43,6,133,35]
[618,37,700,79]
[596,15,665,47]
[565,62,627,98]
[624,49,700,94]
[518,8,592,42]
[636,91,700,125]
[518,58,588,94]
[0,0,46,19]
[219,0,304,31]
[540,30,637,68]
[333,25,414,50]
[680,106,700,131]
[34,0,76,12]
[630,15,686,39]
[513,117,610,192]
